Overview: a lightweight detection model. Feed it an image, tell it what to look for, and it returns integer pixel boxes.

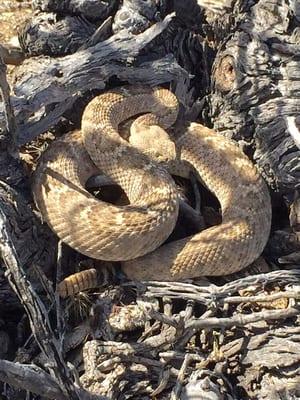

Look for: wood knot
[213,55,236,93]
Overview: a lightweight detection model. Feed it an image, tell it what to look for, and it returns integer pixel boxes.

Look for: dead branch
[0,54,16,148]
[3,14,189,146]
[170,354,193,400]
[210,0,300,194]
[223,290,300,305]
[0,360,67,400]
[185,307,299,331]
[0,182,107,399]
[220,324,300,398]
[139,269,300,305]
[0,57,103,396]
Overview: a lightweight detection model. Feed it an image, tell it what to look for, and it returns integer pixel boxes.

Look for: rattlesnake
[33,87,271,288]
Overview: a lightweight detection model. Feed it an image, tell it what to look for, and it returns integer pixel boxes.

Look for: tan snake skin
[33,87,271,283]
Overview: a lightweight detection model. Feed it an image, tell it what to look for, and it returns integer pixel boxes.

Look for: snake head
[129,115,176,165]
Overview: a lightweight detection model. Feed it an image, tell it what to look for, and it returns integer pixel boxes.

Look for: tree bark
[210,0,300,194]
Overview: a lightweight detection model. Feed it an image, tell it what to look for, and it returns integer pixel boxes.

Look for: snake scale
[33,87,271,288]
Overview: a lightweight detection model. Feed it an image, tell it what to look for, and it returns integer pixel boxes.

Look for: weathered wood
[210,0,300,194]
[140,269,300,304]
[0,44,24,66]
[113,0,161,34]
[0,180,107,399]
[0,182,56,282]
[221,325,300,398]
[8,15,189,146]
[19,12,99,56]
[32,0,118,21]
[0,360,68,400]
[0,55,17,149]
[0,54,99,398]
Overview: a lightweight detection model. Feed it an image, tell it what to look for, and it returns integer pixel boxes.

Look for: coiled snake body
[33,87,271,284]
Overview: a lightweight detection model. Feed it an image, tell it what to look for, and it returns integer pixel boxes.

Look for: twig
[140,269,300,305]
[184,300,195,322]
[56,240,65,354]
[151,368,171,397]
[177,309,215,348]
[81,17,113,49]
[0,54,17,151]
[190,172,202,214]
[170,354,193,400]
[160,351,204,362]
[217,270,300,295]
[179,200,205,231]
[148,308,179,328]
[224,290,300,304]
[100,355,176,372]
[185,307,299,331]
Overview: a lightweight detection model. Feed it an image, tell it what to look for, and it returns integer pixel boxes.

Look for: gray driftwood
[32,0,118,21]
[8,15,189,146]
[221,325,300,398]
[19,12,99,56]
[210,0,300,195]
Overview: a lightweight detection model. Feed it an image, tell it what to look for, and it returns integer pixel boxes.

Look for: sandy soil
[0,1,32,44]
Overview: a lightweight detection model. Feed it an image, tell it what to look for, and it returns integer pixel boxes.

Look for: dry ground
[0,1,32,44]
